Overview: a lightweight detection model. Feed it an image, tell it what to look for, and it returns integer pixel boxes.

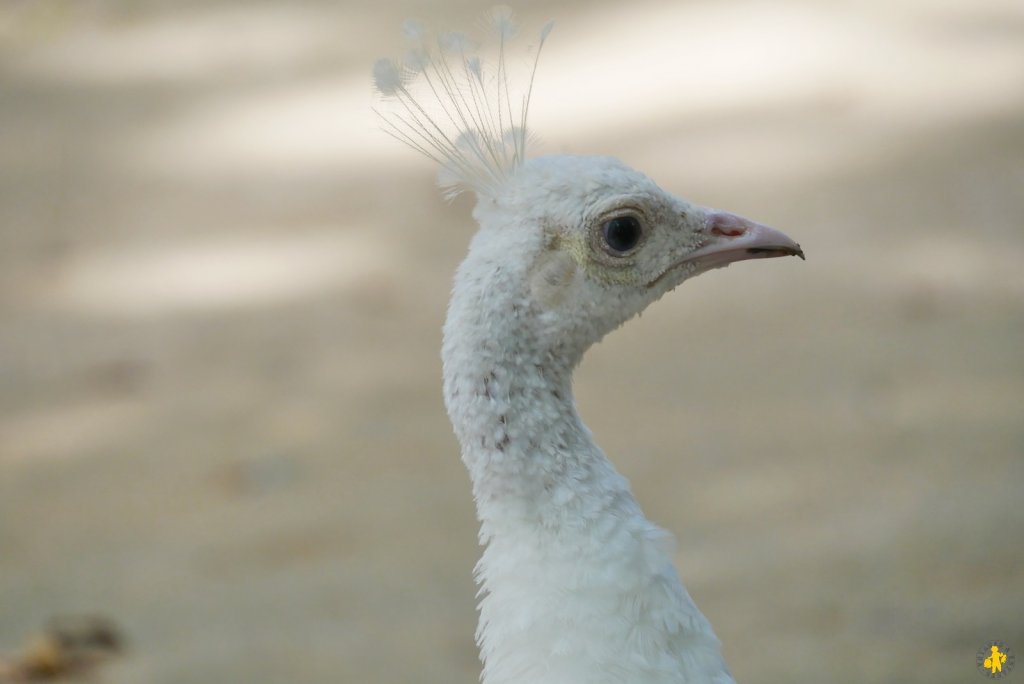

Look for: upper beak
[682,210,804,272]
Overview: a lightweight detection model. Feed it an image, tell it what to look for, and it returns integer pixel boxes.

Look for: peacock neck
[441,240,734,684]
[441,249,638,537]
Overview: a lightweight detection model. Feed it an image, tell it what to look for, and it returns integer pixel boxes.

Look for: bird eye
[602,215,643,255]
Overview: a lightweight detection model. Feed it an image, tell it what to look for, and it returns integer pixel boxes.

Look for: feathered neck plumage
[440,225,733,684]
[441,225,608,518]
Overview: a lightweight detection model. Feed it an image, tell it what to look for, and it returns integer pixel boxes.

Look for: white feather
[372,6,552,199]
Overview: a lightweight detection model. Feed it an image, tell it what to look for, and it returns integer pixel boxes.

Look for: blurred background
[1,0,1022,682]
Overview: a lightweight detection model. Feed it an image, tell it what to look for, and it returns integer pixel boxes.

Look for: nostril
[711,225,745,237]
[707,212,748,237]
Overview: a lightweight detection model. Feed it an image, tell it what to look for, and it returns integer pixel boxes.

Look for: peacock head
[469,153,803,350]
[374,10,802,352]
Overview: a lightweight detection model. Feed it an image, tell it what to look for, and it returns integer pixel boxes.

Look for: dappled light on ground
[51,231,392,315]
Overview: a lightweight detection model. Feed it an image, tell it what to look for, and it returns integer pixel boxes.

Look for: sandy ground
[1,1,1022,683]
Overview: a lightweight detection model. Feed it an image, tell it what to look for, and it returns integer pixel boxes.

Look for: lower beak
[682,210,804,272]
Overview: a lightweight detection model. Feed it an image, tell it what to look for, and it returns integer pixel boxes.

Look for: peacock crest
[372,6,554,200]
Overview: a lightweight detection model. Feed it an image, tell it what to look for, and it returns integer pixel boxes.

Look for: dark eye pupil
[603,216,642,253]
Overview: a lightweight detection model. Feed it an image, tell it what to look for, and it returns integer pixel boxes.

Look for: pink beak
[682,210,804,272]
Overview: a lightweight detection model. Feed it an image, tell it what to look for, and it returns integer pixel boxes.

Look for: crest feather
[372,6,553,200]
